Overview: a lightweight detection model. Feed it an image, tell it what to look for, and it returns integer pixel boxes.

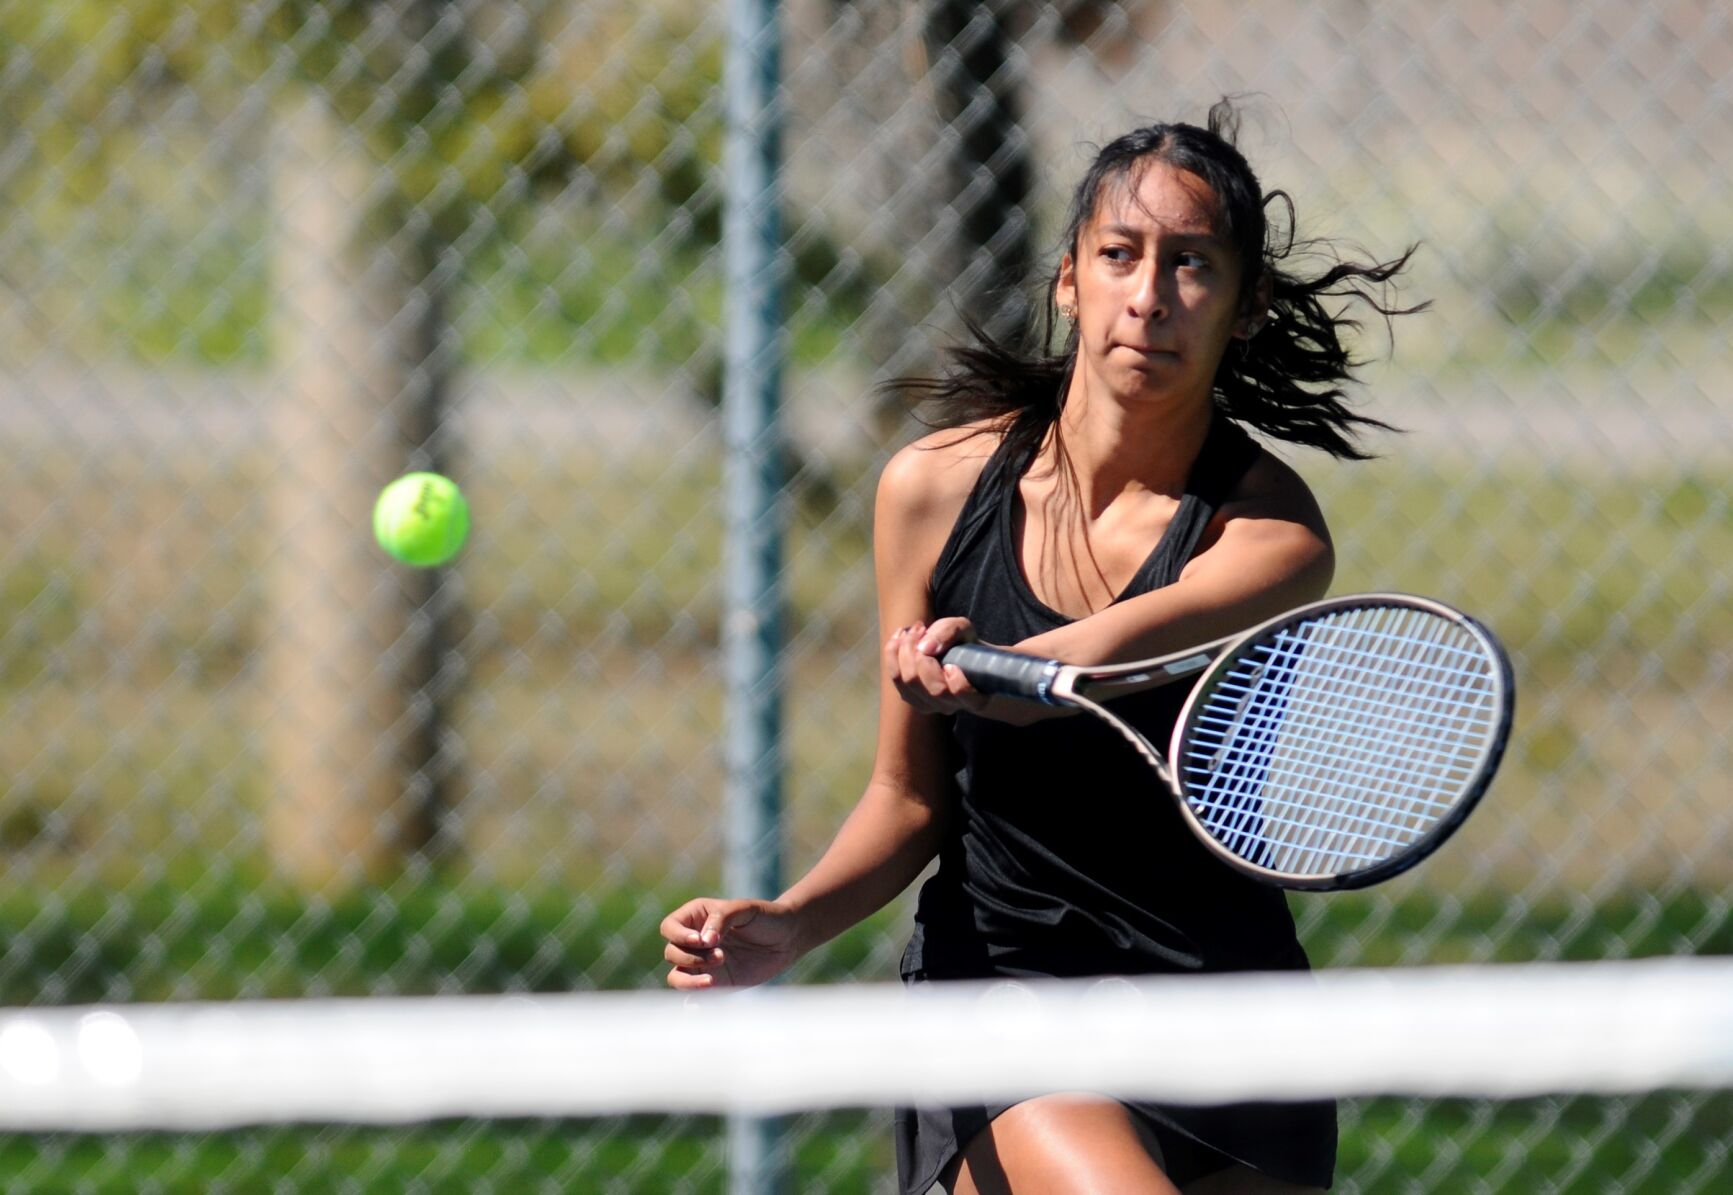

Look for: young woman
[660,101,1419,1194]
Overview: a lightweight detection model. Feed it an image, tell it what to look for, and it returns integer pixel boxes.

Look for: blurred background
[1,0,1728,1189]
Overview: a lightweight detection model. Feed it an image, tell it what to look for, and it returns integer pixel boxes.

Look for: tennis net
[1,958,1729,1133]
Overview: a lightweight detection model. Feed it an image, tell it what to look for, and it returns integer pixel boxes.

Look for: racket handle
[942,644,1063,705]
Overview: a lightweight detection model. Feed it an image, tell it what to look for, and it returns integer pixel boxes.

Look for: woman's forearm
[778,782,946,957]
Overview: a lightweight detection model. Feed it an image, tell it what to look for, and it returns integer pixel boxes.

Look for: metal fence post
[722,0,786,1191]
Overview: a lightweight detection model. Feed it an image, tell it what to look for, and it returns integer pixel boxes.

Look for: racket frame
[1165,593,1514,891]
[945,592,1516,891]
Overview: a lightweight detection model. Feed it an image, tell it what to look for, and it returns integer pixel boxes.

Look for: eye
[1100,245,1135,264]
[1176,250,1210,270]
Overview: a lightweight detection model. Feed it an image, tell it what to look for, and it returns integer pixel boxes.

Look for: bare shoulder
[1220,445,1330,535]
[872,420,1004,600]
[874,419,1003,528]
[1186,442,1335,596]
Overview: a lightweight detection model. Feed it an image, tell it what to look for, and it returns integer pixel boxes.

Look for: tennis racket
[943,593,1514,891]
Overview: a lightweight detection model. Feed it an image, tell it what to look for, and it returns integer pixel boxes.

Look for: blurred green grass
[5,200,876,373]
[0,869,901,1005]
[1,871,1724,1007]
[1344,1090,1733,1193]
[2,1095,1724,1192]
[0,1116,890,1194]
[0,872,908,1189]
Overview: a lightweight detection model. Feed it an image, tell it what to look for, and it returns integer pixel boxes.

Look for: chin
[1115,365,1213,405]
[1119,357,1184,385]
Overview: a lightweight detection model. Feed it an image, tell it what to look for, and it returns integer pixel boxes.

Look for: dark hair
[889,99,1424,463]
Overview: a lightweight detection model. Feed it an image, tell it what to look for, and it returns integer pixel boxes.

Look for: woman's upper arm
[866,434,989,801]
[1179,452,1334,606]
[1021,451,1335,665]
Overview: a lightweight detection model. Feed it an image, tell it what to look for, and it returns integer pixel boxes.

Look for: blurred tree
[920,0,1034,344]
[0,2,262,182]
[259,0,725,887]
[852,0,1170,346]
[0,0,729,888]
[0,0,894,884]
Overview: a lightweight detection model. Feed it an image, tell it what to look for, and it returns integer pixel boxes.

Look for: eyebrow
[1097,223,1226,246]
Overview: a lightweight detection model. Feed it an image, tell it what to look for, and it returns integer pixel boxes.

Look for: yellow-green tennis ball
[372,472,469,567]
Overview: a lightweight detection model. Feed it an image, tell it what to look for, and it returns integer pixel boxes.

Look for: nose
[1128,262,1167,322]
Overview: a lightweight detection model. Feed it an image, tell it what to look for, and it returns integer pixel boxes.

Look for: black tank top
[902,416,1310,981]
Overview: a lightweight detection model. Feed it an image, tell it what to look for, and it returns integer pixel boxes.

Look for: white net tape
[3,959,1729,1132]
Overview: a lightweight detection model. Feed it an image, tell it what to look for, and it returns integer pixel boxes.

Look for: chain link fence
[1,0,1729,1189]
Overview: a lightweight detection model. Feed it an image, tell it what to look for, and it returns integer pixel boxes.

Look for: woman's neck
[1046,372,1216,517]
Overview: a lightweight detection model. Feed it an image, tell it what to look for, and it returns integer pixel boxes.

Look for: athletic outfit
[894,416,1337,1193]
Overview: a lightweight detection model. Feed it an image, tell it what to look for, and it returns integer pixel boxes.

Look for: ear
[1054,253,1077,316]
[1232,272,1275,339]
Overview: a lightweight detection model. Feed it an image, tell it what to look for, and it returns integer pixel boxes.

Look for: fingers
[663,939,721,969]
[661,901,725,989]
[659,902,723,983]
[887,626,945,710]
[665,939,729,990]
[660,899,770,988]
[658,900,712,951]
[700,906,726,948]
[898,624,950,698]
[886,619,984,714]
[920,617,977,653]
[922,618,984,710]
[662,899,740,947]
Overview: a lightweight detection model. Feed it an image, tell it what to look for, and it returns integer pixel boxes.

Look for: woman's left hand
[886,617,988,716]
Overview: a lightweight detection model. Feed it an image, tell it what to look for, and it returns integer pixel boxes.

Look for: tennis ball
[372,472,469,567]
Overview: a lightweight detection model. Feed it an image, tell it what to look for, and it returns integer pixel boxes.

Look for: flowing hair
[887,99,1425,465]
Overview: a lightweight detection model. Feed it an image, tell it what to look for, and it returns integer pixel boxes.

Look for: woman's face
[1056,159,1258,405]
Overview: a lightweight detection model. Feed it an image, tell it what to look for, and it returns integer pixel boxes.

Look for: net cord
[0,960,1728,1130]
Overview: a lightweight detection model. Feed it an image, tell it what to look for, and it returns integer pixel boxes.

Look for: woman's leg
[943,1094,1181,1195]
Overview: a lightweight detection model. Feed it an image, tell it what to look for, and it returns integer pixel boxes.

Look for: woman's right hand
[887,617,989,717]
[889,617,1055,727]
[659,897,803,990]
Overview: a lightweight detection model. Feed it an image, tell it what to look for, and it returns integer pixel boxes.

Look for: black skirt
[891,973,1337,1194]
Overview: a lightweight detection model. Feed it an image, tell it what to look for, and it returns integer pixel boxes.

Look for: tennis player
[662,100,1420,1194]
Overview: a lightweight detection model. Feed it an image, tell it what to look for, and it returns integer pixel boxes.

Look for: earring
[1059,305,1077,324]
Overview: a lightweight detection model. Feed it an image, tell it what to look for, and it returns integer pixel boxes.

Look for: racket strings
[1194,682,1495,792]
[1180,605,1503,877]
[1184,790,1434,864]
[1204,649,1498,725]
[1195,634,1495,803]
[1207,636,1499,737]
[1243,608,1495,871]
[1202,655,1487,869]
[1194,680,1497,774]
[1206,620,1504,720]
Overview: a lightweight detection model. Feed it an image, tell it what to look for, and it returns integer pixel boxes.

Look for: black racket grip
[942,644,1063,705]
